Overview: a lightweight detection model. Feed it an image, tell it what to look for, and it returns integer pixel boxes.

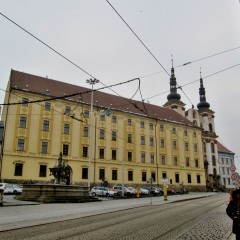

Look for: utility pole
[86,78,99,189]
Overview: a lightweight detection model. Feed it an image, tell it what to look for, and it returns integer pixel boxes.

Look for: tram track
[0,194,228,240]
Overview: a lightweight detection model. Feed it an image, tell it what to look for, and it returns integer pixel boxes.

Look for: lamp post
[86,78,99,189]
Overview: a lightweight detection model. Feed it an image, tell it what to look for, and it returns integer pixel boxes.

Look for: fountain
[16,153,98,203]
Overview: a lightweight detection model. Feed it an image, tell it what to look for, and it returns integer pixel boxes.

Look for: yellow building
[0,70,206,190]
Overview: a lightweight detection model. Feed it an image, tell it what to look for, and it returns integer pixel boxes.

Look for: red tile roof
[9,70,196,127]
[217,141,234,154]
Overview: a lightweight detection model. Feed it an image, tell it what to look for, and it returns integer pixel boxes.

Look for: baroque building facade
[0,70,208,190]
[217,141,236,190]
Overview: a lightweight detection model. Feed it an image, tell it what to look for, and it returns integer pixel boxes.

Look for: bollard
[163,185,168,201]
[136,187,140,198]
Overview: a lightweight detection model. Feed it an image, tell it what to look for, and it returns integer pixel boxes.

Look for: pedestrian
[226,189,240,239]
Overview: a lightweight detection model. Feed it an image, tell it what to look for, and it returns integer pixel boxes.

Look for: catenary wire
[105,0,170,77]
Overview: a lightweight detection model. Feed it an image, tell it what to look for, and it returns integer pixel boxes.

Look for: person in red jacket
[226,189,240,239]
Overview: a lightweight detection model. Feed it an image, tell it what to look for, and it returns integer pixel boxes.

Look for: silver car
[91,186,116,197]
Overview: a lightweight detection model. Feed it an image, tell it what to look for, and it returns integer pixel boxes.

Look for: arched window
[212,156,216,166]
[211,143,215,153]
[209,123,213,132]
[193,111,196,118]
[213,168,217,177]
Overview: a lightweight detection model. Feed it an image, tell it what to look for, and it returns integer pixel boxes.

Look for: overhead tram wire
[0,12,148,114]
[106,0,198,107]
[105,0,170,77]
[0,12,95,79]
[143,63,240,101]
[139,46,240,79]
[0,77,140,106]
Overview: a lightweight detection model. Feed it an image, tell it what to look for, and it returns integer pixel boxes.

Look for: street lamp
[86,78,99,189]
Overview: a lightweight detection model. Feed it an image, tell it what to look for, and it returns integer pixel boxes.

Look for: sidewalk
[0,192,221,232]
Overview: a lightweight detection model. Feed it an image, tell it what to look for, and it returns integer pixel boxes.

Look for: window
[82,168,88,179]
[150,137,154,146]
[149,123,153,130]
[112,115,117,123]
[128,119,132,126]
[112,149,117,160]
[83,127,88,137]
[172,127,176,134]
[185,143,188,151]
[41,141,48,154]
[84,110,89,118]
[160,125,164,132]
[112,170,117,180]
[150,154,154,164]
[128,134,132,143]
[209,123,213,132]
[193,132,197,138]
[128,171,133,181]
[141,136,145,145]
[64,123,70,135]
[22,98,29,107]
[212,156,216,166]
[222,167,225,174]
[99,148,105,159]
[161,155,166,165]
[175,173,179,183]
[100,114,105,121]
[151,172,156,182]
[17,139,25,151]
[173,140,177,150]
[43,120,50,132]
[112,131,117,141]
[14,163,23,176]
[197,175,201,184]
[203,142,206,153]
[140,121,144,128]
[45,102,51,111]
[187,174,192,183]
[63,144,69,156]
[194,144,198,152]
[64,106,71,115]
[19,116,27,128]
[162,172,167,178]
[100,129,105,139]
[128,152,132,161]
[39,165,47,177]
[195,159,199,168]
[211,143,215,153]
[174,156,178,166]
[141,153,145,163]
[83,146,88,157]
[160,139,164,148]
[184,130,188,136]
[99,169,105,180]
[186,157,190,167]
[142,172,147,182]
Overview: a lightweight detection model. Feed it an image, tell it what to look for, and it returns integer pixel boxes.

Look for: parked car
[140,188,150,195]
[90,186,116,197]
[112,185,135,196]
[12,184,23,195]
[0,183,14,194]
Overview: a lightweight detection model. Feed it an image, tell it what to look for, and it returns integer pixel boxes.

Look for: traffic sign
[231,173,238,180]
[230,165,236,172]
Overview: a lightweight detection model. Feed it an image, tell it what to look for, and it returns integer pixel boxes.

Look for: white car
[0,183,14,194]
[140,188,150,195]
[12,184,23,195]
[91,186,116,197]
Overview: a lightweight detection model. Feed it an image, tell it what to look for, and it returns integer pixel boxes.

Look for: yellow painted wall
[0,90,206,190]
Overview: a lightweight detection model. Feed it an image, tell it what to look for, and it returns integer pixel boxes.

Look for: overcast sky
[0,1,240,168]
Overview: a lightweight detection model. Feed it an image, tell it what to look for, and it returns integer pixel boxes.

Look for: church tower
[163,59,185,116]
[197,71,219,190]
